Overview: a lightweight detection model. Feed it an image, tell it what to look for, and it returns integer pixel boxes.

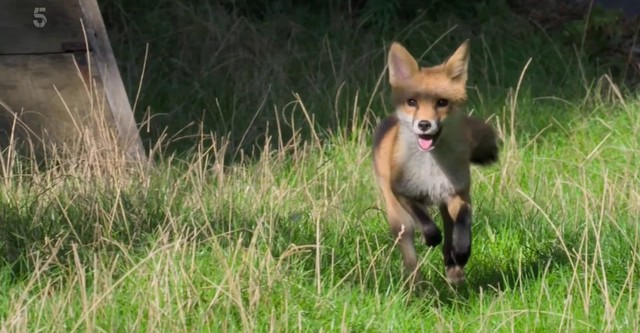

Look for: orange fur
[372,40,499,286]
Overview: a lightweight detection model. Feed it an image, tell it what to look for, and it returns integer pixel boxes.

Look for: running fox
[373,40,499,285]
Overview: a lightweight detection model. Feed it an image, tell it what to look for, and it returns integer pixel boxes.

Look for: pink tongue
[418,137,433,151]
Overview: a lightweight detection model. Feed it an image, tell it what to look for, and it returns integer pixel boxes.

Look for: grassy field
[1,0,640,331]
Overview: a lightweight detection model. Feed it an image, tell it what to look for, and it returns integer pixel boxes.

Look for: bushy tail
[465,115,500,166]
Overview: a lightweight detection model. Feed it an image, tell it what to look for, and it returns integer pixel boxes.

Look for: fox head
[387,40,470,151]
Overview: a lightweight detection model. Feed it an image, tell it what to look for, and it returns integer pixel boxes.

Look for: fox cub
[372,40,499,285]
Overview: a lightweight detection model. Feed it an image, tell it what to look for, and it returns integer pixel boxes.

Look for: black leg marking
[440,201,471,284]
[451,203,471,267]
[410,204,442,247]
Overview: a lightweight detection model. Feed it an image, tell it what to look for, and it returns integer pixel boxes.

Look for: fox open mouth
[416,131,440,151]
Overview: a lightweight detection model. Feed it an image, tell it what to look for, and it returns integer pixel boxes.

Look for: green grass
[1,0,640,332]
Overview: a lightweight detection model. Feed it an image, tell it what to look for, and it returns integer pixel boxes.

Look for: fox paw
[423,227,442,247]
[446,265,465,286]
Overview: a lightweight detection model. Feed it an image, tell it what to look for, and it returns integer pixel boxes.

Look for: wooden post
[0,0,146,161]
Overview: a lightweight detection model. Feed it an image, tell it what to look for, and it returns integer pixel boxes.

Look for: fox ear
[388,42,419,86]
[444,40,470,82]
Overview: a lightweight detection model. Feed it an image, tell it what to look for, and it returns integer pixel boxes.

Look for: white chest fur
[393,121,470,205]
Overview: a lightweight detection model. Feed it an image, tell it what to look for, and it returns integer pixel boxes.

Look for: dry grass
[0,76,639,331]
[1,1,640,331]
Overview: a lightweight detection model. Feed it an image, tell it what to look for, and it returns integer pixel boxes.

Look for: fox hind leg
[382,193,423,285]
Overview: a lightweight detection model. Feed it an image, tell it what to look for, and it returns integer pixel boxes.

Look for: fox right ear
[444,40,470,82]
[388,42,419,86]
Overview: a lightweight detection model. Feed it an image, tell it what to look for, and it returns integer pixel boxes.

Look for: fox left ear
[388,42,419,87]
[444,40,470,83]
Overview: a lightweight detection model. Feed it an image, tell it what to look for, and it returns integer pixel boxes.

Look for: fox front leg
[409,203,442,247]
[440,194,472,285]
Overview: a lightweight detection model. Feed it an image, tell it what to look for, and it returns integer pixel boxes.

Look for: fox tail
[465,115,500,166]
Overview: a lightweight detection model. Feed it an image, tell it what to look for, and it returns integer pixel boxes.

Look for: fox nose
[417,120,431,132]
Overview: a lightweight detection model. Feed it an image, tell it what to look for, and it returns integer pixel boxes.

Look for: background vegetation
[1,0,639,331]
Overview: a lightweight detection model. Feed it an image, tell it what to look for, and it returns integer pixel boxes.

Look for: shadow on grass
[0,184,286,285]
[416,232,577,307]
[0,192,163,280]
[381,243,573,310]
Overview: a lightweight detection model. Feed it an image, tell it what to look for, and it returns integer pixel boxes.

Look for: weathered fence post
[0,0,146,161]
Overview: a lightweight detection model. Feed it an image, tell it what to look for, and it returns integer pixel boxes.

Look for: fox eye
[406,98,417,107]
[436,99,449,107]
